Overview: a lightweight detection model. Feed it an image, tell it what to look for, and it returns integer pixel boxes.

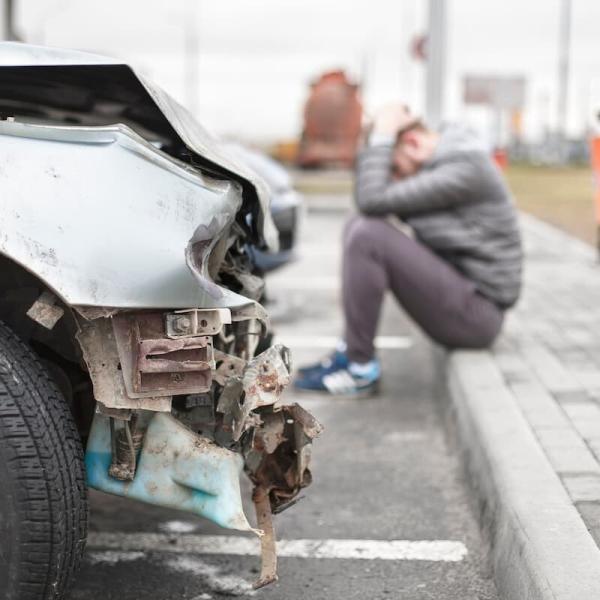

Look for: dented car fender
[0,120,252,309]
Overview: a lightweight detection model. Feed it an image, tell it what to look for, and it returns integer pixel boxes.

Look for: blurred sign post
[1,0,19,41]
[425,0,446,129]
[556,0,572,164]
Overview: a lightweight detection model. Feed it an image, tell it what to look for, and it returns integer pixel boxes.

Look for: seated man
[295,105,523,396]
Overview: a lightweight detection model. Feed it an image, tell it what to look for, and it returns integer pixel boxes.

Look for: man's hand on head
[372,103,412,136]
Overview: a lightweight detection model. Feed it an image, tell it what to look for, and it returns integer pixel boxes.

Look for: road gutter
[448,350,600,600]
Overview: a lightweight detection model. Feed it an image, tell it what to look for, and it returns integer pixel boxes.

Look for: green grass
[505,164,596,246]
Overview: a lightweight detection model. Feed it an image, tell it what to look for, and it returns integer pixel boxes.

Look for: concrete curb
[448,350,600,600]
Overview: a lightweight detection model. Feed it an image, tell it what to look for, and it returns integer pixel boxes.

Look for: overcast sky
[13,0,600,144]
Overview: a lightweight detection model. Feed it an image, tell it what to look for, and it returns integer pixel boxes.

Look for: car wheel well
[0,254,95,437]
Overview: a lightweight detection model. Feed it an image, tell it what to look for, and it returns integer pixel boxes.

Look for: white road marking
[88,533,467,562]
[158,520,198,534]
[276,335,413,350]
[164,555,255,597]
[87,550,145,565]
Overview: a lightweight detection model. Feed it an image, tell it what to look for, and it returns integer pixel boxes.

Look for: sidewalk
[449,213,600,599]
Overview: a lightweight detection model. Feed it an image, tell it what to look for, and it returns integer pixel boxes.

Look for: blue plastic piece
[85,412,255,532]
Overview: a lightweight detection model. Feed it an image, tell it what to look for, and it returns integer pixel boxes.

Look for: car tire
[0,320,88,600]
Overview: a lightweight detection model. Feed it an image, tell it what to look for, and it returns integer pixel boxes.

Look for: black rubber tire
[0,320,88,600]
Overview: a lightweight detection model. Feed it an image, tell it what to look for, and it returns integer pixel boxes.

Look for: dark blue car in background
[225,143,303,273]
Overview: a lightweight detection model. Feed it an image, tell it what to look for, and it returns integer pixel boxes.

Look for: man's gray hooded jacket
[354,123,522,308]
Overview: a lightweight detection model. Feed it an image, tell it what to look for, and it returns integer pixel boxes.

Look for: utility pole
[184,0,200,117]
[557,0,572,163]
[425,0,446,128]
[2,0,19,41]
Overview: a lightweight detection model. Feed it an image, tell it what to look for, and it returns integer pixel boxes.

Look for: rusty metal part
[216,377,262,444]
[244,403,323,514]
[108,416,144,481]
[253,411,286,454]
[289,403,323,479]
[113,312,213,398]
[215,345,291,443]
[26,290,64,330]
[212,340,322,568]
[76,317,172,412]
[77,305,321,590]
[243,344,291,409]
[213,349,246,386]
[253,486,278,589]
[165,308,231,338]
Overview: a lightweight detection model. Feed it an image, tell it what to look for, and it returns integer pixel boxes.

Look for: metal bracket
[165,308,232,338]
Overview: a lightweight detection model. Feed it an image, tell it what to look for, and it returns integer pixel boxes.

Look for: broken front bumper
[80,305,322,588]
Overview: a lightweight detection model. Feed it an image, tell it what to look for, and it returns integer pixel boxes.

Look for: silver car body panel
[0,120,254,309]
[0,41,279,252]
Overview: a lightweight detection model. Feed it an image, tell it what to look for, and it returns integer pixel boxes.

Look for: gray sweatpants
[342,216,504,363]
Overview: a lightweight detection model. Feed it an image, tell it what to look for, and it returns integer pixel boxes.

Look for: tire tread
[0,319,88,600]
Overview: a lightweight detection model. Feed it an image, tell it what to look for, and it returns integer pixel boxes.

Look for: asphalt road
[68,198,498,600]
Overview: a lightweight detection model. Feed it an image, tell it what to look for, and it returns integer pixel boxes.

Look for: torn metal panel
[288,403,323,483]
[26,290,64,329]
[185,216,233,301]
[216,377,262,445]
[253,487,278,589]
[243,344,291,410]
[244,403,323,513]
[76,317,172,412]
[112,312,214,398]
[215,345,291,443]
[213,343,322,510]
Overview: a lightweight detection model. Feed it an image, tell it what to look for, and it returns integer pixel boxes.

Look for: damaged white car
[0,42,321,600]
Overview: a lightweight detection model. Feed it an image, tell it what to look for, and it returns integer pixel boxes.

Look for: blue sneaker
[296,348,349,378]
[294,359,381,397]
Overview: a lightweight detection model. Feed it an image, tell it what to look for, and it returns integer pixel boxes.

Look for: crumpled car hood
[0,41,278,251]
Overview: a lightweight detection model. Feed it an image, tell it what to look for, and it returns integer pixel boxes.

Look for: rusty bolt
[173,316,192,333]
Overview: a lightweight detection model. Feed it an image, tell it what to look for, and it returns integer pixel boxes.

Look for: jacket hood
[433,122,489,161]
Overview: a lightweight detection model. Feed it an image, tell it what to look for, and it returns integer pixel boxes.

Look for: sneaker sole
[292,380,381,399]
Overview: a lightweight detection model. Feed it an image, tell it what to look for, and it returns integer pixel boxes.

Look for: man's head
[392,119,439,179]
